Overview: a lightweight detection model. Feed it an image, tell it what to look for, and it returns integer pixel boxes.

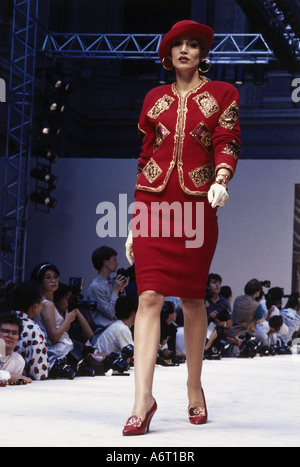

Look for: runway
[1,355,299,448]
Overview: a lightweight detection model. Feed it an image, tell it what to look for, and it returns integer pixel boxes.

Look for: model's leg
[180,298,207,406]
[131,290,165,419]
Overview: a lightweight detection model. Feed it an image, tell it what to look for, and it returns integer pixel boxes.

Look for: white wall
[21,158,300,301]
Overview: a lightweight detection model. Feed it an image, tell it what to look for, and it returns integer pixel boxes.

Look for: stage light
[30,190,57,209]
[31,164,58,189]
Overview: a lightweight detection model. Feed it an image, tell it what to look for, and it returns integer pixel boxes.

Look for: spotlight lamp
[30,190,57,209]
[30,164,58,189]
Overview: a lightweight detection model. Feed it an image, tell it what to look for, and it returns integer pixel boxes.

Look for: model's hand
[125,229,134,265]
[207,183,229,208]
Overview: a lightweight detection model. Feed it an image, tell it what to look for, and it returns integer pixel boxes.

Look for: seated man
[0,312,32,384]
[94,295,137,354]
[13,280,49,380]
[87,246,129,337]
[256,315,284,348]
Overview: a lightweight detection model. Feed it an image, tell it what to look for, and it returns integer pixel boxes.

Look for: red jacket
[136,79,241,197]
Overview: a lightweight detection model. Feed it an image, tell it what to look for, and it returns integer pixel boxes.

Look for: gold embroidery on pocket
[143,158,163,184]
[190,122,212,154]
[193,91,220,118]
[147,95,175,119]
[188,163,215,188]
[218,101,239,129]
[154,123,170,153]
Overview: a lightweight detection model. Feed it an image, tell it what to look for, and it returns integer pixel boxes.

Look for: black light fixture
[30,164,58,190]
[30,188,57,209]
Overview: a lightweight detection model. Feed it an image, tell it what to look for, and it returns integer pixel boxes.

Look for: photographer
[54,283,94,348]
[205,274,232,334]
[229,279,264,357]
[94,295,137,354]
[87,246,129,337]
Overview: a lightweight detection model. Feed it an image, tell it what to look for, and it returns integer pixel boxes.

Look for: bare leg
[131,290,165,419]
[180,298,207,406]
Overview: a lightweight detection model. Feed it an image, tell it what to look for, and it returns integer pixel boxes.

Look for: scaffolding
[0,0,39,283]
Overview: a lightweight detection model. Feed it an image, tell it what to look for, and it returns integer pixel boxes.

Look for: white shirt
[94,320,133,353]
[0,352,25,381]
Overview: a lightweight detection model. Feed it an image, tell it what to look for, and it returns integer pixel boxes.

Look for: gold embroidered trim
[154,123,170,153]
[142,158,163,184]
[190,122,212,154]
[138,124,147,143]
[215,163,234,178]
[188,163,215,188]
[147,95,175,119]
[222,140,240,160]
[218,101,239,130]
[193,91,220,118]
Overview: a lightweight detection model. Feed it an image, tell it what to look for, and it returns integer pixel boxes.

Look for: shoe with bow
[122,399,157,436]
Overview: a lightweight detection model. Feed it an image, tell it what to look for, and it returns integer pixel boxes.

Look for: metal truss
[40,32,274,64]
[0,0,39,283]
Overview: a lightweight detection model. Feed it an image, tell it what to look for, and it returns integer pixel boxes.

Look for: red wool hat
[158,20,214,62]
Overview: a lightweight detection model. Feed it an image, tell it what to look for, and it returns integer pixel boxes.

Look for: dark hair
[13,280,43,312]
[244,279,262,296]
[31,263,60,282]
[220,286,232,300]
[207,273,222,286]
[269,315,283,330]
[161,301,176,321]
[91,246,118,271]
[266,287,284,309]
[115,295,138,321]
[0,312,23,336]
[160,319,171,342]
[53,283,72,306]
[285,296,300,311]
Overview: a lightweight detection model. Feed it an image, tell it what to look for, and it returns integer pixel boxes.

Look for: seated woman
[54,282,94,351]
[31,263,95,378]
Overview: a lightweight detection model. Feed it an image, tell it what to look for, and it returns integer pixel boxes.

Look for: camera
[103,345,134,374]
[238,332,260,358]
[48,348,96,379]
[260,280,271,288]
[68,277,97,311]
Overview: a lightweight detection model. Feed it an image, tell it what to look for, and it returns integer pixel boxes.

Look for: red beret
[158,20,214,62]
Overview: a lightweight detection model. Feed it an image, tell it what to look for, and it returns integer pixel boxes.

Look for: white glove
[125,227,134,265]
[207,183,229,208]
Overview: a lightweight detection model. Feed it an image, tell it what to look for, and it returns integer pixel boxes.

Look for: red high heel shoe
[122,399,157,436]
[188,389,208,425]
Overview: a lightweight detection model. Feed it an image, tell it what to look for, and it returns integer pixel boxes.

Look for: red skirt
[132,168,218,299]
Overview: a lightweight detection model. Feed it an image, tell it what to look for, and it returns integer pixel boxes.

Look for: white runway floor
[1,355,299,448]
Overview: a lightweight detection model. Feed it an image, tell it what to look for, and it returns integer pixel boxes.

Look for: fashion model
[123,20,241,435]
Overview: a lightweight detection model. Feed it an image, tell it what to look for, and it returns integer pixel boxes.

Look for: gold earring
[199,58,211,74]
[162,57,174,71]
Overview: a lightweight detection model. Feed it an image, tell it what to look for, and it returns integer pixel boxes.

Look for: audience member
[54,282,94,349]
[256,315,284,348]
[13,280,49,380]
[229,279,264,356]
[161,301,177,354]
[0,312,32,384]
[205,274,232,346]
[261,287,289,338]
[94,295,137,353]
[87,246,129,336]
[31,263,75,370]
[220,285,233,304]
[280,296,300,344]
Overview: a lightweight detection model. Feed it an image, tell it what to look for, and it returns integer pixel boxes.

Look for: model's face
[41,269,60,293]
[171,36,202,71]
